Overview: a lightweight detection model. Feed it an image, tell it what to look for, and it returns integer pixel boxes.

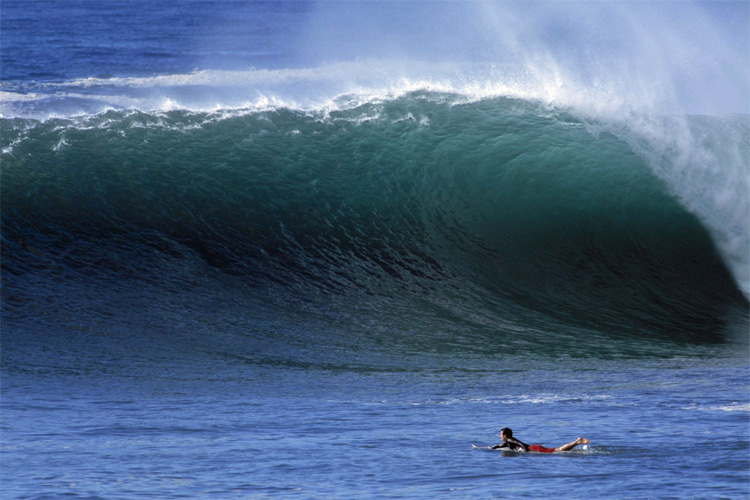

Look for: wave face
[2,95,747,358]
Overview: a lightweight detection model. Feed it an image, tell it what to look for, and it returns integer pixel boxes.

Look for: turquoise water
[2,1,749,498]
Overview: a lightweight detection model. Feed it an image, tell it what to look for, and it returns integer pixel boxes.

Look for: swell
[1,95,747,350]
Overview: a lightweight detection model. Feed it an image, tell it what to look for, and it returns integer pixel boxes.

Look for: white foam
[0,59,665,120]
[684,402,750,412]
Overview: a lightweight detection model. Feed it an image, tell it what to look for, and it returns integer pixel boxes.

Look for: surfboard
[472,444,526,453]
[472,444,501,451]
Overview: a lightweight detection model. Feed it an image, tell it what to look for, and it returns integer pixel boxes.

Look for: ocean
[1,1,749,498]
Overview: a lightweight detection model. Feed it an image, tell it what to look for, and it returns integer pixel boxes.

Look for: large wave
[2,94,747,355]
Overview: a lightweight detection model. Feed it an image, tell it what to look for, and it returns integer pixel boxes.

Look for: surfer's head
[500,427,513,440]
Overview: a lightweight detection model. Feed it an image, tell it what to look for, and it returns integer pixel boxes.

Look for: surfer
[492,427,590,453]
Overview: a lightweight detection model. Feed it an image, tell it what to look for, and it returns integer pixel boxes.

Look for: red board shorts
[529,444,556,453]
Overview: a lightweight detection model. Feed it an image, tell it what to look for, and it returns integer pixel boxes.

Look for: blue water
[2,1,749,499]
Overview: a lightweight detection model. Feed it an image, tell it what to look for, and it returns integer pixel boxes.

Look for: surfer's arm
[491,443,508,449]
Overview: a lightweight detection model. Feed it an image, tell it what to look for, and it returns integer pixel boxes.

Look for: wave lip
[0,57,708,120]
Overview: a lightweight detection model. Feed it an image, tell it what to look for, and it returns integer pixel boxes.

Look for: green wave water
[2,95,747,360]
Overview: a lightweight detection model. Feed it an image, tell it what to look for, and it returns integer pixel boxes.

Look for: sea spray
[603,114,750,299]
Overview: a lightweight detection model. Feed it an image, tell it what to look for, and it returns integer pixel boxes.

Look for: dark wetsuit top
[492,437,530,452]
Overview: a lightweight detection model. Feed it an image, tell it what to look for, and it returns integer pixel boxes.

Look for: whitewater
[2,1,749,499]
